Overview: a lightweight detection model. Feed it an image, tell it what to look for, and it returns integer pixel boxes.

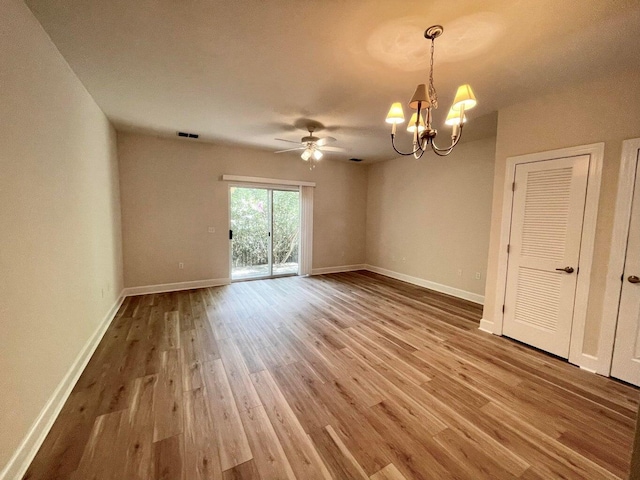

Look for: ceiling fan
[274,125,346,164]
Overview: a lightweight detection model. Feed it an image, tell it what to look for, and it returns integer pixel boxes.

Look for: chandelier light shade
[452,84,477,111]
[409,84,431,110]
[445,107,466,126]
[407,113,426,133]
[385,102,405,124]
[385,25,477,158]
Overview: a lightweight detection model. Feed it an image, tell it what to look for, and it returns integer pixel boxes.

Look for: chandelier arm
[429,126,464,155]
[391,134,424,156]
[430,145,455,157]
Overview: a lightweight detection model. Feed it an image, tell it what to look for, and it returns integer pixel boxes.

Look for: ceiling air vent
[177,131,199,139]
[349,158,363,162]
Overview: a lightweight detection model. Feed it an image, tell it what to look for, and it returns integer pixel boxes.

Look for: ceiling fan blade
[316,136,337,146]
[275,138,302,145]
[320,146,346,152]
[274,147,305,153]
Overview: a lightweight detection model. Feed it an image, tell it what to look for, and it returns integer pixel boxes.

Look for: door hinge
[502,304,505,313]
[229,230,233,240]
[512,182,516,192]
[576,267,579,275]
[507,244,510,254]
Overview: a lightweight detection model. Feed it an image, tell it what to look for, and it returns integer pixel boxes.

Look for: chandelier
[385,25,477,158]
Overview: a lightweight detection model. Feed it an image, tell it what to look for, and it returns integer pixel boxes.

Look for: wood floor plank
[238,406,297,480]
[183,386,223,480]
[72,410,127,480]
[154,434,183,480]
[370,463,409,480]
[153,349,183,442]
[221,460,261,480]
[480,401,620,480]
[217,337,262,411]
[122,374,157,480]
[202,359,253,471]
[309,425,369,480]
[270,363,336,433]
[250,369,332,480]
[295,364,395,475]
[22,388,103,480]
[232,331,267,374]
[432,427,519,479]
[24,272,638,480]
[161,311,180,350]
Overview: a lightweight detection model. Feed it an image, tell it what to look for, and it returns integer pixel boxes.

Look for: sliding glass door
[230,186,300,280]
[272,189,300,276]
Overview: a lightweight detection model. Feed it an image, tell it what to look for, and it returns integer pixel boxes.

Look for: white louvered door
[503,155,590,358]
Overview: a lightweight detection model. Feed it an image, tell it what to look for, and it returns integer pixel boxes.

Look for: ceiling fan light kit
[385,25,477,158]
[274,125,344,169]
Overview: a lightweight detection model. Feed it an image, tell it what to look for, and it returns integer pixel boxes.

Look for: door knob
[629,275,640,284]
[555,266,575,273]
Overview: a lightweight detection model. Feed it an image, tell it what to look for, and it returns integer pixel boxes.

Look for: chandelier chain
[429,37,438,109]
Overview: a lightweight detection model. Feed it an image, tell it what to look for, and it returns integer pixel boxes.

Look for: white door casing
[484,143,603,369]
[610,143,640,386]
[503,156,589,358]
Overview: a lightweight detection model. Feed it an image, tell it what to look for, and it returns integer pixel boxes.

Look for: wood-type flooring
[23,271,640,479]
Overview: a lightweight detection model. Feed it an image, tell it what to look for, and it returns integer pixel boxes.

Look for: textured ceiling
[25,0,640,163]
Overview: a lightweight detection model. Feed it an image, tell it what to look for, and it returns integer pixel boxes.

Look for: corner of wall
[0,293,126,480]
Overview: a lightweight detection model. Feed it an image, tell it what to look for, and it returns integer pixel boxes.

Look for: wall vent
[177,131,199,139]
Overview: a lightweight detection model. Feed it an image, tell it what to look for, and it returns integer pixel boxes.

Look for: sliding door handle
[629,275,640,284]
[555,266,574,273]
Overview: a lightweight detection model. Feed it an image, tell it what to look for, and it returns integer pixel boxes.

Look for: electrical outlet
[208,227,215,233]
[475,272,481,280]
[457,269,463,277]
[179,262,184,269]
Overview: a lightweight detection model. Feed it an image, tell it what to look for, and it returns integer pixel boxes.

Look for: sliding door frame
[223,175,315,279]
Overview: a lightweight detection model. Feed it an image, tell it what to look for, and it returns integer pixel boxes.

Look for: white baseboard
[364,264,485,305]
[311,264,367,275]
[0,293,125,480]
[479,318,496,334]
[122,278,231,296]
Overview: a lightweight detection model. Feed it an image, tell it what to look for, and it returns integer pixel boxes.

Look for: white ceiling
[25,0,640,163]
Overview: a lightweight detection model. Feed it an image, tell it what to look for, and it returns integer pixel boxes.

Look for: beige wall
[0,0,123,471]
[483,70,640,358]
[117,133,367,287]
[366,137,496,298]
